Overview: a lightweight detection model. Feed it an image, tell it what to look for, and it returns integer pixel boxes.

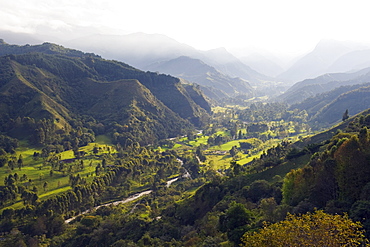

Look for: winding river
[65,158,190,224]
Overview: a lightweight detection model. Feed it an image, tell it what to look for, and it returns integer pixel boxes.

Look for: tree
[43,181,48,191]
[17,154,23,170]
[93,145,99,155]
[230,161,242,176]
[242,210,368,246]
[220,201,253,244]
[229,146,238,157]
[0,156,7,167]
[343,109,349,121]
[195,146,206,162]
[247,180,272,203]
[238,130,243,139]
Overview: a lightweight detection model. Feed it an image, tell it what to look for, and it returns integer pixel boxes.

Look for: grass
[242,154,311,184]
[0,135,117,210]
[237,150,264,165]
[39,186,70,199]
[188,135,209,147]
[208,140,241,151]
[206,155,233,170]
[173,143,182,149]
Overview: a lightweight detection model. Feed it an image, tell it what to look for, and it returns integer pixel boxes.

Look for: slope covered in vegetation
[0,42,211,147]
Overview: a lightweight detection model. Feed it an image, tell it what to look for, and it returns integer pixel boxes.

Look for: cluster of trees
[0,116,97,152]
[280,114,370,237]
[237,102,308,123]
[248,141,292,170]
[0,135,18,155]
[0,144,188,245]
[207,134,232,146]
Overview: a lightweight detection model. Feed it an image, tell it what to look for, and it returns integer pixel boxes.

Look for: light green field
[188,135,209,147]
[208,140,241,151]
[206,155,233,170]
[0,135,116,209]
[173,143,182,149]
[203,136,285,170]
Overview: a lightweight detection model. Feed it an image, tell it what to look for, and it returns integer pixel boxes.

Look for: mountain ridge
[277,67,370,104]
[145,55,254,99]
[0,41,211,145]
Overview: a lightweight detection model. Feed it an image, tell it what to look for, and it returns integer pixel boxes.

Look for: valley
[0,39,370,247]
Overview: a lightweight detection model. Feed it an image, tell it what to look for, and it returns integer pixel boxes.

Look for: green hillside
[311,85,370,126]
[0,42,211,146]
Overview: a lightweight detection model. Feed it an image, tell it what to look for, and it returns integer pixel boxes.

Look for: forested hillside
[277,67,370,105]
[0,41,211,147]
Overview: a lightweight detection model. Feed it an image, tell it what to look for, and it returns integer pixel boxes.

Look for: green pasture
[0,135,116,209]
[208,140,240,151]
[206,155,233,170]
[242,154,310,184]
[237,150,264,165]
[188,135,209,147]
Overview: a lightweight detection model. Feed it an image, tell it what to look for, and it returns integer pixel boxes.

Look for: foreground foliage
[242,210,368,247]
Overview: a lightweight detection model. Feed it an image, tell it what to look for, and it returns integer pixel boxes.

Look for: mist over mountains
[2,30,370,106]
[277,40,370,83]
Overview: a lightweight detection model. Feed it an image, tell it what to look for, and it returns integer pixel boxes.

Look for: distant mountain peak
[277,39,367,83]
[314,39,367,51]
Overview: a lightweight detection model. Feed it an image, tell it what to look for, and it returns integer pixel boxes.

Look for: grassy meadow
[0,135,116,210]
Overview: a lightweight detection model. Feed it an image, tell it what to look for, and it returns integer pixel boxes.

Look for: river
[65,158,190,224]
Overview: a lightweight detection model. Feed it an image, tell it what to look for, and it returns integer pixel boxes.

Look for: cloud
[1,0,370,54]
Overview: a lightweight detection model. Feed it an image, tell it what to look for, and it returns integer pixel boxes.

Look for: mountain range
[273,64,370,129]
[64,33,270,84]
[3,30,370,103]
[276,67,370,105]
[288,83,370,128]
[276,40,370,83]
[0,40,211,145]
[145,56,254,99]
[65,33,277,98]
[0,31,281,97]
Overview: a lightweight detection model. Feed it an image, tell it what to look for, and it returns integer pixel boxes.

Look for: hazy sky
[1,0,370,56]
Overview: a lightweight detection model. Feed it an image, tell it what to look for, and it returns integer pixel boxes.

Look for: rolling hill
[277,67,370,104]
[285,83,370,129]
[310,85,370,126]
[145,56,254,99]
[64,33,273,92]
[0,41,211,145]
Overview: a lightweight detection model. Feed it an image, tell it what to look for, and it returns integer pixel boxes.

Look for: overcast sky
[1,0,370,57]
